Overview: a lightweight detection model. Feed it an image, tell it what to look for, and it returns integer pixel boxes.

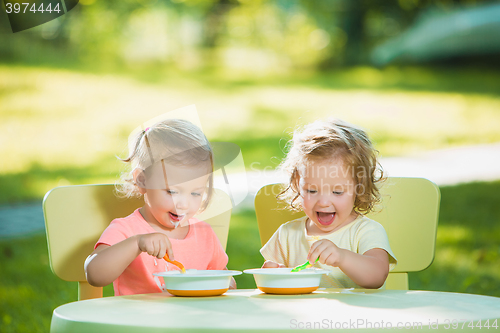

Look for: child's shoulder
[108,209,146,230]
[350,214,386,233]
[98,209,150,240]
[111,208,141,222]
[279,215,308,232]
[189,217,213,230]
[188,217,219,235]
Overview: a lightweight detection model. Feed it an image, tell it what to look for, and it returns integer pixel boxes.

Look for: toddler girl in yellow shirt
[261,118,397,288]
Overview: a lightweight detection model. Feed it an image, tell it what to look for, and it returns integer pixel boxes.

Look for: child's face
[137,161,210,229]
[298,158,358,235]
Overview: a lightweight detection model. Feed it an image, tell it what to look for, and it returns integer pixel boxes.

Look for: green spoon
[291,257,319,272]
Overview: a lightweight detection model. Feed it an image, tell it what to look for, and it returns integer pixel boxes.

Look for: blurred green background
[1,0,500,332]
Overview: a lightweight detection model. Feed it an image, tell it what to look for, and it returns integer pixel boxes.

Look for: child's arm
[308,239,389,289]
[85,233,174,287]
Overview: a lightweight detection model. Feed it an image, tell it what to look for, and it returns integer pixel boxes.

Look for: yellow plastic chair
[43,184,232,301]
[254,177,440,290]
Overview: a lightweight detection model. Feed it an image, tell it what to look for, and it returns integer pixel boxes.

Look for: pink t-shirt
[95,209,228,296]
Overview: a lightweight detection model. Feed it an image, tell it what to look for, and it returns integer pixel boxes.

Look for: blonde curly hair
[278,118,384,214]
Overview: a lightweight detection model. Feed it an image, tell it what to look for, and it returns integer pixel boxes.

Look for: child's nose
[173,195,189,210]
[317,195,331,206]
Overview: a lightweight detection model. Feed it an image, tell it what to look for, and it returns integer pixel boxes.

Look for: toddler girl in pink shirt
[85,119,234,295]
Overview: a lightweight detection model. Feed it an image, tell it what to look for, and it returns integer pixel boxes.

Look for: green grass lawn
[1,180,500,333]
[2,65,500,204]
[1,64,500,332]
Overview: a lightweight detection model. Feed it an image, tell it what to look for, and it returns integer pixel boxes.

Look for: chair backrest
[43,184,232,300]
[254,177,440,290]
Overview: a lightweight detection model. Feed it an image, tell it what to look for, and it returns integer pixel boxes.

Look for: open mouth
[169,212,185,222]
[316,212,336,225]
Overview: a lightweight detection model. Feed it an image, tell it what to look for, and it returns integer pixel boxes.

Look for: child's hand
[137,233,174,260]
[261,260,286,268]
[308,239,345,267]
[229,277,237,289]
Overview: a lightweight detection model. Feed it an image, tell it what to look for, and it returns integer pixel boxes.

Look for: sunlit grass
[1,65,500,204]
[409,181,500,296]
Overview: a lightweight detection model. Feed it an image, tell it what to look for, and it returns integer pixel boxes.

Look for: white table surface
[51,288,500,332]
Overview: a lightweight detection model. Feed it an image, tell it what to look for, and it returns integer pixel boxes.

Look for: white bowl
[244,268,329,295]
[154,270,242,297]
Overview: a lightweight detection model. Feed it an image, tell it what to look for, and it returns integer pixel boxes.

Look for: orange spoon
[163,254,186,273]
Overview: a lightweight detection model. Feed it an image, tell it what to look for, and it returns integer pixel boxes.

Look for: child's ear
[133,168,147,194]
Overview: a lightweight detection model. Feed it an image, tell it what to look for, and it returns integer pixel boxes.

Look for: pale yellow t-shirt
[260,215,397,288]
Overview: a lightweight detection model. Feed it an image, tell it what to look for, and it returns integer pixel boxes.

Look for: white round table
[51,288,500,332]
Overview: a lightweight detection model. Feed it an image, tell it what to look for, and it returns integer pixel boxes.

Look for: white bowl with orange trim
[154,270,242,297]
[244,268,329,295]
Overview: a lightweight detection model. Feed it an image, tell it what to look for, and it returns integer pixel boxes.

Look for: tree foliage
[0,0,497,70]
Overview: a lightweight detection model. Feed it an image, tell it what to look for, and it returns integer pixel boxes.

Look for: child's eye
[191,192,202,197]
[306,189,317,194]
[333,191,344,195]
[166,190,177,195]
